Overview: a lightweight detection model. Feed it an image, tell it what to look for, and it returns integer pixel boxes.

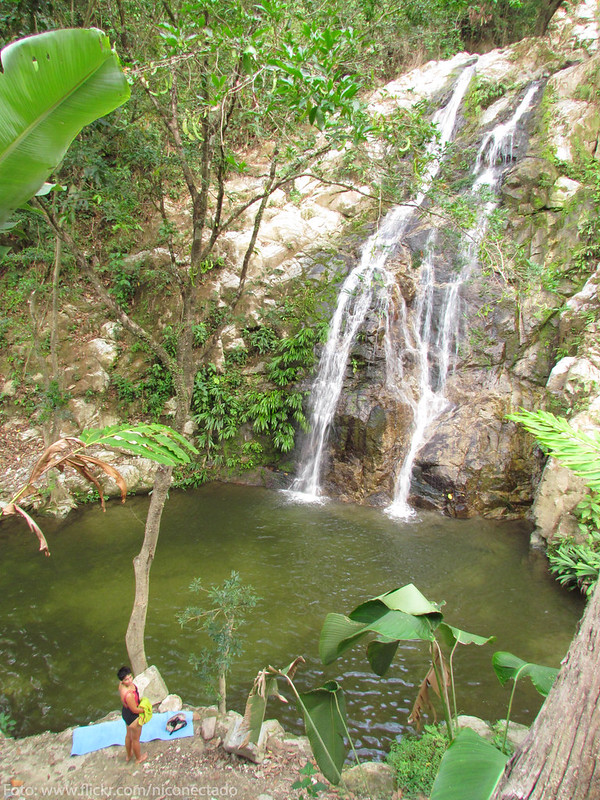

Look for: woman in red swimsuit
[117,666,147,764]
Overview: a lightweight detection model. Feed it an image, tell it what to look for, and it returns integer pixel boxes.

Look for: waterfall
[289,64,476,501]
[385,83,540,519]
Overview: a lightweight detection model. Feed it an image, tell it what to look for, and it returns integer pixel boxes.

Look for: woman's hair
[117,665,132,681]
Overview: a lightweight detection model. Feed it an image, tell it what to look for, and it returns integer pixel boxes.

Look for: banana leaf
[319,608,435,665]
[297,681,348,785]
[376,583,444,617]
[0,28,130,228]
[319,584,444,667]
[492,651,558,697]
[430,727,508,800]
[366,638,400,676]
[437,623,495,648]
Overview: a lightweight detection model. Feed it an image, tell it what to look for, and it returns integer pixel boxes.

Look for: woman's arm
[124,690,143,714]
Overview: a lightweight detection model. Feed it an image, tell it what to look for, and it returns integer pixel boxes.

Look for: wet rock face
[313,3,599,520]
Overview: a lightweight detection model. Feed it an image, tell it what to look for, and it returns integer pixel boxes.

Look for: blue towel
[71,710,194,756]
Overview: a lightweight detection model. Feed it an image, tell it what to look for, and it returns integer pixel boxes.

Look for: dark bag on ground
[166,713,188,735]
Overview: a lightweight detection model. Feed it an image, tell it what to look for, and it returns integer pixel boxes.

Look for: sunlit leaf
[0,28,130,228]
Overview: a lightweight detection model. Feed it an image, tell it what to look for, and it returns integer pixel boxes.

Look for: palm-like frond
[508,409,600,491]
[2,423,197,553]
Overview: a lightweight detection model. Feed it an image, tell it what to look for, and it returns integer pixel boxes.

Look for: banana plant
[429,652,558,800]
[239,657,349,785]
[0,28,130,230]
[0,423,197,555]
[492,651,558,753]
[319,584,494,740]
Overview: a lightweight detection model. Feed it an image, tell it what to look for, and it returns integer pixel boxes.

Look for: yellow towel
[138,697,153,726]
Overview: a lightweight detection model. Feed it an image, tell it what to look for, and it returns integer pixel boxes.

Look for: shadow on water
[0,483,584,757]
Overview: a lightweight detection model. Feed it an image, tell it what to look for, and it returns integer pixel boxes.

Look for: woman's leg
[124,725,133,762]
[129,720,147,764]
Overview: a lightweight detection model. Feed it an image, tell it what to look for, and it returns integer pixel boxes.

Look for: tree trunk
[492,580,600,800]
[50,232,61,443]
[125,464,173,674]
[218,673,227,715]
[535,0,564,36]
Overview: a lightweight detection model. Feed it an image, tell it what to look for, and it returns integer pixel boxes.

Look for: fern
[507,409,600,490]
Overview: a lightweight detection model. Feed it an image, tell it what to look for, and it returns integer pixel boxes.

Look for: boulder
[158,694,183,713]
[133,665,169,706]
[456,715,494,740]
[222,711,265,763]
[87,338,119,370]
[341,761,396,799]
[201,715,217,741]
[494,720,530,750]
[1,379,17,397]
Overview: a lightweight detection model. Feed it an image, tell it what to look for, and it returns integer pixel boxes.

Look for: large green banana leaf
[430,727,508,800]
[319,584,443,667]
[298,681,348,785]
[0,28,130,228]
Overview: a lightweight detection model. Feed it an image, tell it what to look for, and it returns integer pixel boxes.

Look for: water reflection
[0,484,584,757]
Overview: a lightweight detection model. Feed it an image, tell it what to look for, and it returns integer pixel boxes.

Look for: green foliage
[178,571,259,712]
[561,151,600,274]
[38,379,70,419]
[547,495,600,595]
[548,538,600,596]
[0,709,16,737]
[247,389,307,453]
[465,78,510,118]
[225,345,249,367]
[112,374,141,407]
[191,303,319,473]
[507,409,600,491]
[192,323,209,348]
[510,409,600,596]
[387,725,448,799]
[319,584,494,741]
[430,727,508,800]
[245,326,278,355]
[268,326,324,386]
[0,28,130,230]
[106,253,140,308]
[243,659,349,785]
[142,362,175,419]
[492,651,557,754]
[161,325,179,358]
[291,761,328,798]
[80,422,197,465]
[192,363,246,458]
[349,99,439,197]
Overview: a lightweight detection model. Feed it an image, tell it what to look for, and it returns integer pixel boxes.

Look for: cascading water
[289,64,476,501]
[385,83,540,519]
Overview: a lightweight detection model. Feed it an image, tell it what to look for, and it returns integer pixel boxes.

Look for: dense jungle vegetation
[0,0,562,484]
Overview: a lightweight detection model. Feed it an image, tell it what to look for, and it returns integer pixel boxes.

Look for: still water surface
[0,483,584,755]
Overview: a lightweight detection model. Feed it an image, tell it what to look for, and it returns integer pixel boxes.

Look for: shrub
[387,725,447,798]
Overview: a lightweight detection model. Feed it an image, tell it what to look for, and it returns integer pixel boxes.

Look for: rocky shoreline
[0,704,398,800]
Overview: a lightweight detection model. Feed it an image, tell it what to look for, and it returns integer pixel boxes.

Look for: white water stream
[289,64,476,501]
[291,66,539,512]
[385,83,540,518]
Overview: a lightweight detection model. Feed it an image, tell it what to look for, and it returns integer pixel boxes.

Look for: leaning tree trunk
[125,464,174,675]
[492,580,600,800]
